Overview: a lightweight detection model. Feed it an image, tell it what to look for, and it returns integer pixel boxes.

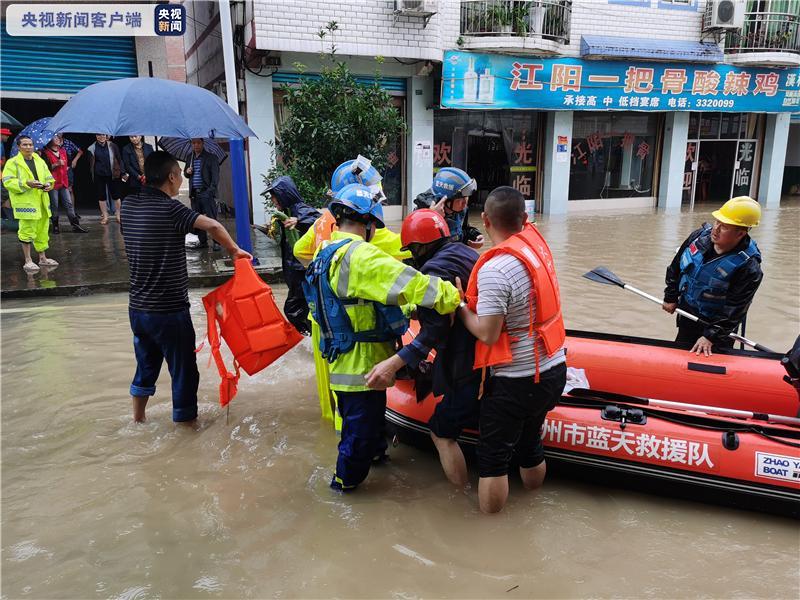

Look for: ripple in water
[111,584,151,600]
[7,540,52,562]
[192,575,223,593]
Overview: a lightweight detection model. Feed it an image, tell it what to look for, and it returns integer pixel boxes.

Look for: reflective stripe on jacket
[324,230,460,392]
[1,153,53,220]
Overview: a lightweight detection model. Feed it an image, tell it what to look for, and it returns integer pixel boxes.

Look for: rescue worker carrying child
[294,158,410,428]
[303,184,461,491]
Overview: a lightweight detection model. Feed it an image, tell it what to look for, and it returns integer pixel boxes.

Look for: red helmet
[401,209,451,250]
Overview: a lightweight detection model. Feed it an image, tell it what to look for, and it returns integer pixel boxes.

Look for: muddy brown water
[2,201,799,598]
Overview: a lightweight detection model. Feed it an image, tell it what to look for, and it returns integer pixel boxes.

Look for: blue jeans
[129,307,200,422]
[331,390,388,490]
[48,188,77,221]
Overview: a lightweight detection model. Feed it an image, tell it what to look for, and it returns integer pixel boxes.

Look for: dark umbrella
[47,77,256,139]
[1,109,24,130]
[158,137,228,165]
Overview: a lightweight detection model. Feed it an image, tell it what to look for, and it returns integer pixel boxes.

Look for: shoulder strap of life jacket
[304,238,408,362]
[202,280,241,408]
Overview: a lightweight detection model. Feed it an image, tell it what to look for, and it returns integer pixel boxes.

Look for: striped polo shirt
[120,187,201,312]
[192,156,203,189]
[476,254,566,378]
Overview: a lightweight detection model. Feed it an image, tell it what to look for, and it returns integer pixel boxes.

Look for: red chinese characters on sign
[572,143,588,166]
[514,141,533,165]
[660,68,688,94]
[636,141,650,160]
[433,142,452,167]
[620,132,635,149]
[512,174,532,196]
[691,71,721,96]
[586,132,603,153]
[685,142,696,163]
[723,72,751,96]
[754,73,779,96]
[550,64,582,92]
[510,62,544,91]
[624,67,654,94]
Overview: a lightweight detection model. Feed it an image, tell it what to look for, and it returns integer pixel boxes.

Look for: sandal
[39,258,59,267]
[23,262,40,273]
[100,216,108,225]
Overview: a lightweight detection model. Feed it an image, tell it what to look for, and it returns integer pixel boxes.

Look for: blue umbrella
[47,77,256,139]
[9,117,82,158]
[10,117,56,153]
[158,137,228,165]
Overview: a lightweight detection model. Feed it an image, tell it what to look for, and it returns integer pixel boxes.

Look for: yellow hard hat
[712,196,761,228]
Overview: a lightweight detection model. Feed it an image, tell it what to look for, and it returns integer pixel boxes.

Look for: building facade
[184,0,799,222]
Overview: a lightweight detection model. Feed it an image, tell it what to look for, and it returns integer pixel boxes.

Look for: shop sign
[442,50,800,113]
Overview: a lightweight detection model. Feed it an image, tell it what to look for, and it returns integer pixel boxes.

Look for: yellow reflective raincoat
[1,152,54,220]
[318,230,460,393]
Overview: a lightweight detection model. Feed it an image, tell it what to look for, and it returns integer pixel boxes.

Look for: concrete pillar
[244,71,276,226]
[405,76,434,217]
[541,111,573,215]
[657,112,689,211]
[758,113,791,209]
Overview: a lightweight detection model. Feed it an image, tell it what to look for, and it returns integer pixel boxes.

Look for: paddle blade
[582,266,626,288]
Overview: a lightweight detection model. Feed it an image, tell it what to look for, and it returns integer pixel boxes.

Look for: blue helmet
[432,167,477,201]
[328,183,385,229]
[331,158,383,193]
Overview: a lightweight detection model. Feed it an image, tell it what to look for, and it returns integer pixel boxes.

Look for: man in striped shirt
[184,138,220,249]
[121,151,251,424]
[457,187,566,513]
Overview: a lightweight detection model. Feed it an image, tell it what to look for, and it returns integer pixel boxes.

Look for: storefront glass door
[683,113,762,208]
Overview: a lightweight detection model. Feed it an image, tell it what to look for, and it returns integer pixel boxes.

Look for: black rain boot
[70,215,88,233]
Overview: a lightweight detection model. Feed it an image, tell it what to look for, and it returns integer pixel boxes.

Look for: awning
[581,35,724,64]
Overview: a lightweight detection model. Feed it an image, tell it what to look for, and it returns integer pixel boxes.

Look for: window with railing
[460,0,571,44]
[725,0,800,54]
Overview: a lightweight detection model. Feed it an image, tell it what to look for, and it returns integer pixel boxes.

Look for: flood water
[2,201,799,599]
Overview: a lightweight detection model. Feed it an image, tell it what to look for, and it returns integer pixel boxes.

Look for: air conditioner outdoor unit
[395,0,438,17]
[703,0,745,31]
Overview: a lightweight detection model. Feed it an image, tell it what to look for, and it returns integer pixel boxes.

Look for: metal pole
[218,0,253,256]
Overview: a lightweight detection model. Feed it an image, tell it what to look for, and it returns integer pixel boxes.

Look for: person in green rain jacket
[1,136,58,272]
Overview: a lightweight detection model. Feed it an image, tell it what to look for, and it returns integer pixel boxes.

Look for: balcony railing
[460,0,571,45]
[725,0,800,54]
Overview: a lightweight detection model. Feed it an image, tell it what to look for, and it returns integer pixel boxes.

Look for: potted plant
[512,3,531,36]
[464,4,489,34]
[487,3,513,34]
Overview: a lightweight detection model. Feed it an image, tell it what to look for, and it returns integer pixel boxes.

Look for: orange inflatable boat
[386,329,800,516]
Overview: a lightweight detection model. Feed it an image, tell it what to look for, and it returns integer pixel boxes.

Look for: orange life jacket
[202,258,304,407]
[466,223,565,379]
[313,209,338,249]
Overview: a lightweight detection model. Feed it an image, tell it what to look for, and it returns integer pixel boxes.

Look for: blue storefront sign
[441,50,800,113]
